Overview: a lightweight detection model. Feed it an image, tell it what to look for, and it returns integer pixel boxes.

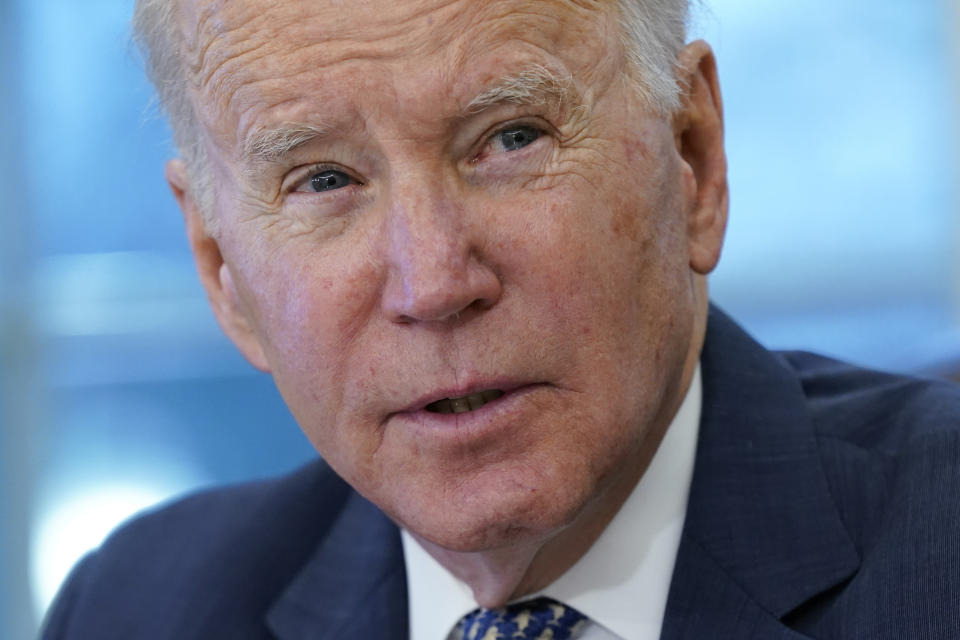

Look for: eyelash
[289,163,363,195]
[473,120,550,161]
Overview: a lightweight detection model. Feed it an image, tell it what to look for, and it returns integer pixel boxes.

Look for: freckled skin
[170,0,728,606]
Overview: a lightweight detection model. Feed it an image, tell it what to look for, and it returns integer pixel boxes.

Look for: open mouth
[424,389,505,414]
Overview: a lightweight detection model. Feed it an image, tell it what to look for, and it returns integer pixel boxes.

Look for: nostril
[386,286,498,325]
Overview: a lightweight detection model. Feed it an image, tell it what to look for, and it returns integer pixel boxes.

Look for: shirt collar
[403,365,702,640]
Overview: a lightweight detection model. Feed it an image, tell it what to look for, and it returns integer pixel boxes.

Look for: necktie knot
[456,596,587,640]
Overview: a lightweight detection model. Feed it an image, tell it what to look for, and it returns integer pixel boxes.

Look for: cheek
[260,255,392,486]
[516,179,665,312]
[239,240,383,413]
[523,153,692,378]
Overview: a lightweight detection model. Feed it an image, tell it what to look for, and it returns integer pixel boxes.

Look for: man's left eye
[495,125,542,152]
[308,169,355,192]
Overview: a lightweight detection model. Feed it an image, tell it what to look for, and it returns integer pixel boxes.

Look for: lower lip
[390,384,549,444]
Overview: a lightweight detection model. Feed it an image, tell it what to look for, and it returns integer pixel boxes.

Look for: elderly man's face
[174,0,725,552]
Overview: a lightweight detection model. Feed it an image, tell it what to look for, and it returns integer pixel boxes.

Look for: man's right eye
[306,169,355,192]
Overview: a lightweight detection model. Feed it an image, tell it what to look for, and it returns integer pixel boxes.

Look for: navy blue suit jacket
[43,309,960,638]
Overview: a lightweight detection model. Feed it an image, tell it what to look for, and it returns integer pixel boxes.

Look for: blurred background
[1,0,957,637]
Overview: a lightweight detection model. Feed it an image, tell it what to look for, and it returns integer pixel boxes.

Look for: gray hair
[132,0,691,226]
[615,0,691,114]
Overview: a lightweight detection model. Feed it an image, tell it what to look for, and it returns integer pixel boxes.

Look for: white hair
[132,0,692,225]
[616,0,692,114]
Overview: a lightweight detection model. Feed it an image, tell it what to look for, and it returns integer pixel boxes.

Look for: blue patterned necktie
[455,596,587,640]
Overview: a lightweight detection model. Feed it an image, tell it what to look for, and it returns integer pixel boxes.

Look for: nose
[380,186,501,324]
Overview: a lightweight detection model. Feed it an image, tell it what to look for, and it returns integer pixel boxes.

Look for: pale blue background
[1,1,957,636]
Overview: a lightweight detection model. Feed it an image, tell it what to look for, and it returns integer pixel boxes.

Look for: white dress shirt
[402,365,702,640]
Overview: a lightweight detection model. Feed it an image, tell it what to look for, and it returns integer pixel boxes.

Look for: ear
[166,159,271,372]
[673,40,729,275]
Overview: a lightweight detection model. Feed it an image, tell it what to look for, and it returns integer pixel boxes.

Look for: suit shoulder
[43,459,352,638]
[776,354,960,637]
[781,351,960,568]
[779,350,960,450]
[104,457,348,555]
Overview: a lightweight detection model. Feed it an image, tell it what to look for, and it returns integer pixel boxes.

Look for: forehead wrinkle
[197,36,443,139]
[185,0,615,159]
[182,16,289,136]
[446,2,610,101]
[184,1,272,89]
[182,0,226,76]
[461,0,601,47]
[187,0,465,100]
[189,0,588,102]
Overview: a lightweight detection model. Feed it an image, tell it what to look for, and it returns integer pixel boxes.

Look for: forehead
[177,0,619,146]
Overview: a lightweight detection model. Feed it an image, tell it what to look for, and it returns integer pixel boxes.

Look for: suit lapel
[265,491,408,640]
[662,308,860,637]
[663,537,816,639]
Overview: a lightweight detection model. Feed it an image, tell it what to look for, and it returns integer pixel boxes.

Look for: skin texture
[167,0,728,607]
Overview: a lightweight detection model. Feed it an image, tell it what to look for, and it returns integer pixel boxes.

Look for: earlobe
[673,40,729,276]
[165,159,272,373]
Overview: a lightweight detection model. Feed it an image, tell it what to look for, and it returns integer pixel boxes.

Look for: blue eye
[310,169,354,192]
[497,125,542,151]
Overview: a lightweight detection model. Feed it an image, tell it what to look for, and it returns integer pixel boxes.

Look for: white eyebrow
[466,64,583,114]
[242,122,332,164]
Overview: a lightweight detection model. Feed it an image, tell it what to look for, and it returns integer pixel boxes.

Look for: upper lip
[395,379,534,414]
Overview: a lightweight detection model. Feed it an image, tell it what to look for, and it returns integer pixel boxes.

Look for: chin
[387,468,596,553]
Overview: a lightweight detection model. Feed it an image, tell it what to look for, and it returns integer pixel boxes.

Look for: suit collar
[266,490,407,640]
[665,306,859,630]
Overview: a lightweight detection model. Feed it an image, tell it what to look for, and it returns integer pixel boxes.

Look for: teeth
[426,389,505,414]
[467,393,485,411]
